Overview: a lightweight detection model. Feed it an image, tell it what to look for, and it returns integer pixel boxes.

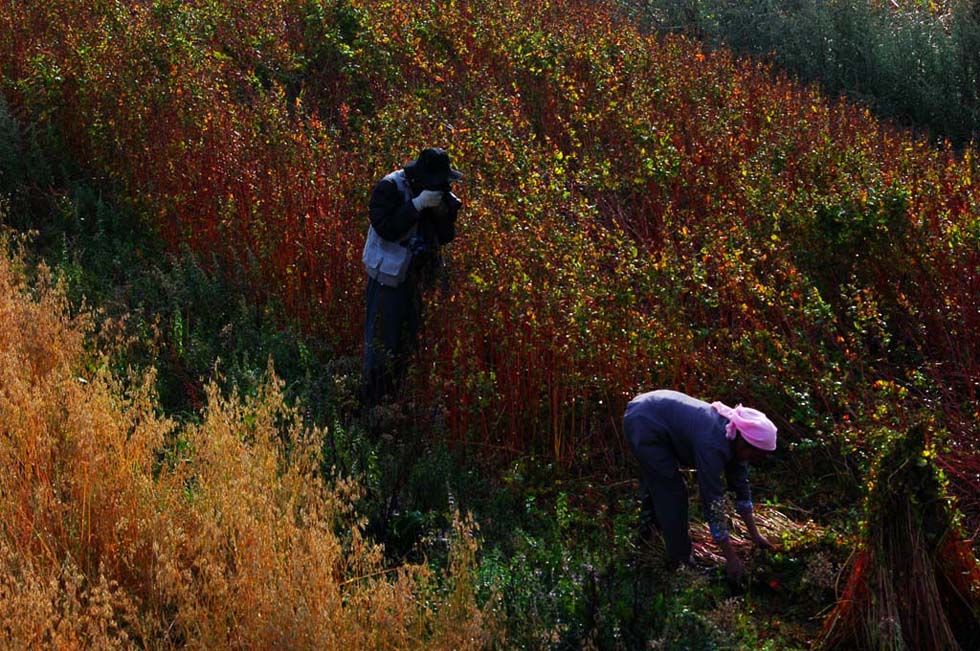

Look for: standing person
[623,389,777,579]
[361,147,462,406]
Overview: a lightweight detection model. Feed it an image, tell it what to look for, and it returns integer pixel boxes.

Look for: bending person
[623,389,776,579]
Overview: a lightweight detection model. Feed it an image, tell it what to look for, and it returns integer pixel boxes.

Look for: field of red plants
[4,0,977,466]
[3,0,980,646]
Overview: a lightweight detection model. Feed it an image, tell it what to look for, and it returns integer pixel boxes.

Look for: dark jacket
[368,172,457,245]
[367,170,458,284]
[624,389,752,540]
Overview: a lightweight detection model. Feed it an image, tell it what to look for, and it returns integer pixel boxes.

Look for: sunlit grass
[0,235,495,649]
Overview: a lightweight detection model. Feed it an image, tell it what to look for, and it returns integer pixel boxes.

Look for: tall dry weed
[0,236,497,650]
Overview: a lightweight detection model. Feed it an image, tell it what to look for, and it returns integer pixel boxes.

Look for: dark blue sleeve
[725,460,752,506]
[694,446,730,541]
[369,178,419,241]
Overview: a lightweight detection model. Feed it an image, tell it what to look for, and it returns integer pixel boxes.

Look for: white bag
[362,169,416,287]
[362,224,414,287]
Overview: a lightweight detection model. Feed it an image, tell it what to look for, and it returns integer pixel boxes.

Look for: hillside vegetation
[631,0,980,145]
[2,0,980,648]
[3,0,979,468]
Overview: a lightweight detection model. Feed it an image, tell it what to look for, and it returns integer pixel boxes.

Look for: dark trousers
[624,416,692,566]
[362,276,421,406]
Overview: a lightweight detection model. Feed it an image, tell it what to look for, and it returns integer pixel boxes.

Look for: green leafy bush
[632,0,980,144]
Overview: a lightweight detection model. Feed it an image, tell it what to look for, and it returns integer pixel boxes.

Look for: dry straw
[0,237,498,650]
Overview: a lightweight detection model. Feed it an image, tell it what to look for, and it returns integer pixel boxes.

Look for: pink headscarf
[710,401,777,451]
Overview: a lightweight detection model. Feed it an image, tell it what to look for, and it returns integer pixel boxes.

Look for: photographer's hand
[412,190,443,211]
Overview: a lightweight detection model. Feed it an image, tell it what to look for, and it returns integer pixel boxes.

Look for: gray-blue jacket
[624,389,752,541]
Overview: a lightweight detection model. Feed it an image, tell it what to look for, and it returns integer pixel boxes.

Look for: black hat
[404,147,463,187]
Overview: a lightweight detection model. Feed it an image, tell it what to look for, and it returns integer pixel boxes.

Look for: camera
[418,183,460,219]
[443,190,462,212]
[424,181,451,193]
[407,233,429,255]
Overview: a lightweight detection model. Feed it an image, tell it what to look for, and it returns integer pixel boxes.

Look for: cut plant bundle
[820,423,980,651]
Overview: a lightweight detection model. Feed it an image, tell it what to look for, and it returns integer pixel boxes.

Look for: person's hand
[719,537,745,582]
[751,533,774,551]
[412,190,444,211]
[726,554,745,582]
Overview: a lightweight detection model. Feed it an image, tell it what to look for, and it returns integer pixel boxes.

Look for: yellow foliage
[0,238,497,650]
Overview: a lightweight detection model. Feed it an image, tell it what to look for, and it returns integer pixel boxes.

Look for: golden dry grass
[0,237,497,650]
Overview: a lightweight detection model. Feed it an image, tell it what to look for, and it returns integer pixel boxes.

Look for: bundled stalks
[689,505,825,567]
[821,424,980,651]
